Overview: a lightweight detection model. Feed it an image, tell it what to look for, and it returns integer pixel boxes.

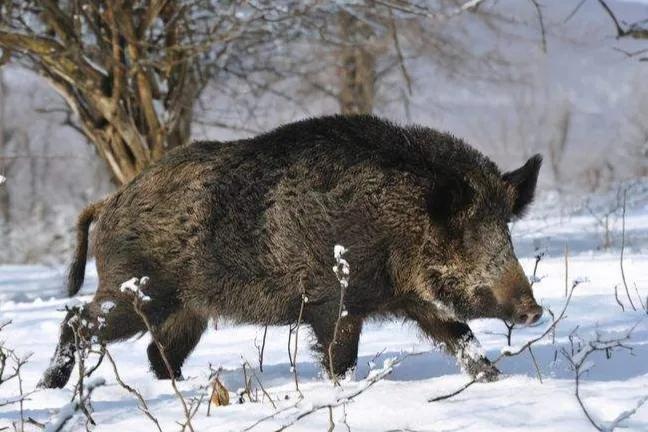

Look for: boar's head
[415,154,543,325]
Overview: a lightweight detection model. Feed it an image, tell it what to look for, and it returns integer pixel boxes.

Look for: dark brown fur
[40,115,542,388]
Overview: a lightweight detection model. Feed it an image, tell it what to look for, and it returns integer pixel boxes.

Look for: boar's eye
[502,154,542,218]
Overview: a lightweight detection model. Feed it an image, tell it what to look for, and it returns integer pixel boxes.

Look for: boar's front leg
[307,305,363,378]
[147,309,208,380]
[408,308,499,382]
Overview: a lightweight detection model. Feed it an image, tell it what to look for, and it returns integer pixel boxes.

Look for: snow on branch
[0,319,33,431]
[562,324,647,431]
[43,377,105,432]
[119,277,151,302]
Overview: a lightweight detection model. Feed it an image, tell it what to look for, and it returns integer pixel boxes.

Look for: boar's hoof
[464,358,500,383]
[476,363,500,382]
[151,365,183,381]
[38,365,73,389]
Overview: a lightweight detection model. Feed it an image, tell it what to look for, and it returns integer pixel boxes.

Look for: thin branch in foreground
[97,347,162,432]
[120,277,194,432]
[528,0,547,52]
[242,360,277,409]
[329,245,350,387]
[619,189,637,311]
[273,357,403,432]
[614,285,625,312]
[255,325,268,373]
[562,324,645,431]
[634,283,646,312]
[564,0,588,23]
[44,377,106,432]
[290,275,307,398]
[388,7,412,95]
[67,306,97,427]
[0,320,33,424]
[428,376,478,402]
[565,244,569,298]
[596,0,627,37]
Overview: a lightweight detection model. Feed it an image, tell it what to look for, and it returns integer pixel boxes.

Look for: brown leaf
[211,377,229,407]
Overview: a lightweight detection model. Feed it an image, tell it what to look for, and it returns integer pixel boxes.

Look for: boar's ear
[502,154,542,217]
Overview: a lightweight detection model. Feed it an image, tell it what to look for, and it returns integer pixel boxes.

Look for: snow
[119,277,151,302]
[1,205,648,431]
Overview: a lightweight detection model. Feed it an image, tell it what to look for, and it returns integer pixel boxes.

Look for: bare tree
[0,70,11,236]
[337,9,377,114]
[0,1,303,184]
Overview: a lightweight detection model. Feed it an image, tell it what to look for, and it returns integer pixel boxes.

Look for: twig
[329,245,350,386]
[562,324,644,431]
[256,325,268,373]
[565,244,569,297]
[122,277,195,432]
[388,8,412,95]
[528,345,542,383]
[503,321,515,346]
[291,291,306,397]
[240,361,253,403]
[246,362,277,409]
[428,377,478,402]
[634,283,646,312]
[528,0,547,52]
[620,189,636,311]
[16,358,25,432]
[596,0,627,37]
[272,358,402,432]
[0,321,32,423]
[98,347,162,432]
[614,285,625,312]
[327,407,334,432]
[68,307,96,426]
[44,378,106,432]
[564,0,588,23]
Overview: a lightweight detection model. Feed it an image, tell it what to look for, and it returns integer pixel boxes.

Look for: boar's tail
[67,199,105,297]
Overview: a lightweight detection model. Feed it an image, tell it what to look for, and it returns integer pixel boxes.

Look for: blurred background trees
[0,0,647,263]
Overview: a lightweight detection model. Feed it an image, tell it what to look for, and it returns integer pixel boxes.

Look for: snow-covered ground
[1,201,648,431]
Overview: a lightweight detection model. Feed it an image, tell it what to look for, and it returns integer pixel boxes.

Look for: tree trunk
[0,1,200,186]
[0,70,11,251]
[338,10,376,115]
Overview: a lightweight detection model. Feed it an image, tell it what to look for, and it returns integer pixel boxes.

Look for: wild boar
[40,114,543,389]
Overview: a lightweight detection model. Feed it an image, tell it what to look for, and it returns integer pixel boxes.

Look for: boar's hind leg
[408,309,499,382]
[39,297,146,389]
[147,309,207,380]
[308,308,363,378]
[38,308,78,389]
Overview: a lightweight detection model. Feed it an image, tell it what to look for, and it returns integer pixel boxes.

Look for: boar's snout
[491,263,542,325]
[513,303,543,326]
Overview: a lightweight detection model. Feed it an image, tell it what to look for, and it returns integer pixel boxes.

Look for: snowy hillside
[1,197,647,431]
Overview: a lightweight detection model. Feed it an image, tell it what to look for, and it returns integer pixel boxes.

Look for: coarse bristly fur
[40,114,543,389]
